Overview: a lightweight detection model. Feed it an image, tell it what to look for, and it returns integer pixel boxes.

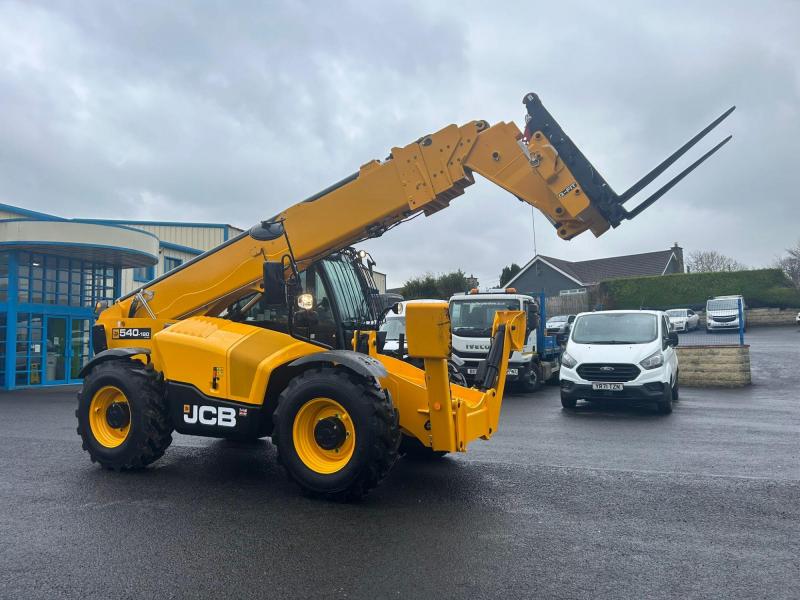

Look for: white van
[559,310,679,414]
[705,295,746,333]
[378,299,439,354]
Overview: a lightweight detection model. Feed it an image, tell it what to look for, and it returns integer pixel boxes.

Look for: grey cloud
[1,0,797,287]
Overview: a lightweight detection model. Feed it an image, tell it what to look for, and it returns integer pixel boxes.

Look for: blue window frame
[133,265,155,283]
[164,256,182,273]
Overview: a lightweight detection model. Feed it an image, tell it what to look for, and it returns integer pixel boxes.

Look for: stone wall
[676,345,751,387]
[745,307,799,327]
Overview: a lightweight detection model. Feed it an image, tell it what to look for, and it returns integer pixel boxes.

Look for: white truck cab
[559,310,679,414]
[448,288,558,392]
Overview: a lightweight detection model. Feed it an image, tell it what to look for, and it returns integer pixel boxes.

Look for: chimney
[672,242,684,273]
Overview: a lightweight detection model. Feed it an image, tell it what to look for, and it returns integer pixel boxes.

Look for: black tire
[272,367,400,501]
[657,383,673,415]
[76,359,173,470]
[672,376,680,401]
[399,434,447,460]
[517,364,541,394]
[560,391,577,409]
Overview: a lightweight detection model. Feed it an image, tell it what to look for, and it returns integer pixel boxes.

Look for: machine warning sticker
[557,182,578,198]
[112,328,152,340]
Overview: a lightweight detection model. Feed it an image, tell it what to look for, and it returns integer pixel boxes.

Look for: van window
[571,313,658,345]
[707,298,741,311]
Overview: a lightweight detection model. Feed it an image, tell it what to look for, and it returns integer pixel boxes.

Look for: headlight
[296,293,314,310]
[639,351,663,370]
[561,352,577,369]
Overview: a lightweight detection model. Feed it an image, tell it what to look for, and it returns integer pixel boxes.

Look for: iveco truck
[449,289,561,392]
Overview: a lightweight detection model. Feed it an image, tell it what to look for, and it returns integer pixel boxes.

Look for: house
[506,244,684,297]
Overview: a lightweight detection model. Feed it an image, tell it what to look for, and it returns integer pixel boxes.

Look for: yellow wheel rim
[292,398,355,474]
[89,385,131,448]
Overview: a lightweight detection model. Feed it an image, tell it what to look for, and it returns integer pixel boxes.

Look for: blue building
[0,202,242,390]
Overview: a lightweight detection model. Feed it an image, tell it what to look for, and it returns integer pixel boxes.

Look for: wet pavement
[0,327,798,599]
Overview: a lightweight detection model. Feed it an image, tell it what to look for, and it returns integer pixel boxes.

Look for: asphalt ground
[1,326,798,599]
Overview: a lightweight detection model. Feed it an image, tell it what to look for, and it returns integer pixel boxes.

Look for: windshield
[708,298,740,311]
[571,313,659,345]
[666,309,687,318]
[379,317,405,340]
[450,299,521,337]
[320,253,377,329]
[548,315,567,322]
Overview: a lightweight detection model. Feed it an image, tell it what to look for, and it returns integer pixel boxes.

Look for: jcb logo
[183,404,236,428]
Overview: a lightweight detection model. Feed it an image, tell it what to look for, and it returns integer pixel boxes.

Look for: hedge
[597,269,800,310]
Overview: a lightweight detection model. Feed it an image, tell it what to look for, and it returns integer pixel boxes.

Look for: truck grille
[577,363,640,382]
[712,315,736,322]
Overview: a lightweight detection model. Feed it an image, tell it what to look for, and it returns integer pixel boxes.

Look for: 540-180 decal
[112,327,152,340]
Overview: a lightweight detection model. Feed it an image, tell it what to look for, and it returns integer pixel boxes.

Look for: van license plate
[592,382,623,391]
[467,368,477,375]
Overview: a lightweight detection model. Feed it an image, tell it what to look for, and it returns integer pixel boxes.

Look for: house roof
[507,248,678,288]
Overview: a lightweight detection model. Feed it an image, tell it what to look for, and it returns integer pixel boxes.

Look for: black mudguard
[77,347,151,378]
[290,350,387,379]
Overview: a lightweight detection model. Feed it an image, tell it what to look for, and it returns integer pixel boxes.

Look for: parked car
[665,308,699,332]
[706,295,746,333]
[378,299,438,354]
[559,310,679,414]
[546,314,576,336]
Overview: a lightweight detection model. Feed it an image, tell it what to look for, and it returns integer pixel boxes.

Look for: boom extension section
[111,93,733,323]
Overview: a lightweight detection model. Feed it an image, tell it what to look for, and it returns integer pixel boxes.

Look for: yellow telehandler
[76,93,733,499]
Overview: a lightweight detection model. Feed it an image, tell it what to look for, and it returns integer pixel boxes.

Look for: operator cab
[219,248,382,350]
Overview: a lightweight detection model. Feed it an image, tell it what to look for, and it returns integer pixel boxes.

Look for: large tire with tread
[272,367,400,501]
[399,434,447,460]
[76,359,173,470]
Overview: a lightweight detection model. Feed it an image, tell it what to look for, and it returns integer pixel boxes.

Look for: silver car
[666,308,699,332]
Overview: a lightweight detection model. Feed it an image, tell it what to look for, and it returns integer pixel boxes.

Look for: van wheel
[560,392,577,410]
[657,384,673,415]
[672,377,680,401]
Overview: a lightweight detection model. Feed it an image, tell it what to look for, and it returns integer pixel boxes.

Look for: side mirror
[669,332,679,347]
[262,262,286,305]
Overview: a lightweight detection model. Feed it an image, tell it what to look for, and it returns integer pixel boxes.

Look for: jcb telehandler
[76,93,733,499]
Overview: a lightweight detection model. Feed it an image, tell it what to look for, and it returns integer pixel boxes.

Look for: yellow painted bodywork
[94,106,607,453]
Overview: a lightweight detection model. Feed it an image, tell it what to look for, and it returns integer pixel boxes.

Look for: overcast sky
[1,1,798,287]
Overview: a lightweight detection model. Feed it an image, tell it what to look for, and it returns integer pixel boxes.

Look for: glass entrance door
[46,316,68,384]
[70,318,90,382]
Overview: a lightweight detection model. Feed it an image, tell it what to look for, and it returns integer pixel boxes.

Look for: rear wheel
[76,360,173,470]
[560,391,577,410]
[272,367,400,501]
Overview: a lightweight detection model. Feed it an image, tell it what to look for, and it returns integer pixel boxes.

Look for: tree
[401,274,439,300]
[686,250,745,273]
[499,263,521,287]
[401,270,470,299]
[775,239,800,288]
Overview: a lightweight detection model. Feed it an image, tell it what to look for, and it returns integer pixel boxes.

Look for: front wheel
[76,359,173,470]
[560,391,577,410]
[517,364,541,394]
[272,367,400,501]
[657,383,674,415]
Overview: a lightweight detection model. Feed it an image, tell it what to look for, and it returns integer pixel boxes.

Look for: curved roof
[0,220,158,268]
